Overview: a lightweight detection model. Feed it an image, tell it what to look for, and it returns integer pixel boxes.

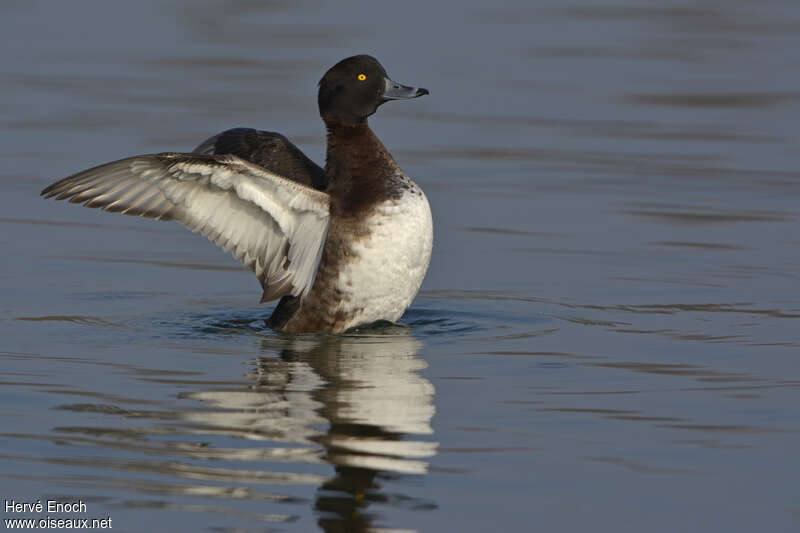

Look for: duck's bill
[382,77,429,100]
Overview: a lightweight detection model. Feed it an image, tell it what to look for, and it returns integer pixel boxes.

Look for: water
[2,1,800,531]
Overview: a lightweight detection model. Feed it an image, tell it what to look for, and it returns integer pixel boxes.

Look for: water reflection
[184,326,437,531]
[1,325,439,530]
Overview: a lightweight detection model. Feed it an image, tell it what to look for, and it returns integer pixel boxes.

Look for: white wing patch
[42,153,330,300]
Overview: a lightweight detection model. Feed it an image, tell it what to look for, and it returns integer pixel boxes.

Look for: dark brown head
[318,55,428,126]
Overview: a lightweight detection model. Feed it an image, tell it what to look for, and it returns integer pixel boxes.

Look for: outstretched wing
[41,153,330,301]
[194,128,327,191]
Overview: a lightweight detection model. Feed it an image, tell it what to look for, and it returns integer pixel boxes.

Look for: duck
[40,55,433,334]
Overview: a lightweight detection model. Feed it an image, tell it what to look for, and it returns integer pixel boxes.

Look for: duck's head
[318,55,428,126]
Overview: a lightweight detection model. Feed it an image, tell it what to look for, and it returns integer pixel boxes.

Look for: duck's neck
[323,119,398,214]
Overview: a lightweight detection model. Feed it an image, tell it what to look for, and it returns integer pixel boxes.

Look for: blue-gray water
[2,1,800,532]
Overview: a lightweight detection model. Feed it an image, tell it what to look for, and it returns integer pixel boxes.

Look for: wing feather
[193,128,327,191]
[42,153,330,300]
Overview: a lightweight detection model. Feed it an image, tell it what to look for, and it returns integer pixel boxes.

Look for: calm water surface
[2,1,799,532]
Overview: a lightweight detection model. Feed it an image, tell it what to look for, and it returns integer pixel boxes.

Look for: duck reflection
[185,324,437,531]
[269,326,437,531]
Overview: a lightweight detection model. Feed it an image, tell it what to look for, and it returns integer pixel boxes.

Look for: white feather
[42,153,330,300]
[336,186,433,327]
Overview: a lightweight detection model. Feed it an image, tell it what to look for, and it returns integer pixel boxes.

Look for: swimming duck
[41,55,432,333]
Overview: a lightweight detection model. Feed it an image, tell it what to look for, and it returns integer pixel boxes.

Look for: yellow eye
[357,74,367,81]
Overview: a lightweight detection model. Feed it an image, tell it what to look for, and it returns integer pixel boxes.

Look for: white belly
[337,189,433,326]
